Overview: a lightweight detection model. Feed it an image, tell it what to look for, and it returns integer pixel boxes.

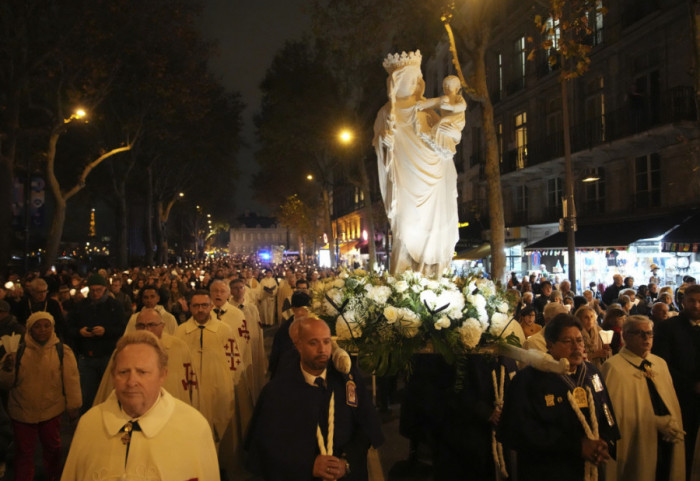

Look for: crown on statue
[382,50,422,74]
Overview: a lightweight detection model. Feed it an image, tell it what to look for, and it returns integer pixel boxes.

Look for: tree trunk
[562,79,577,289]
[0,157,15,277]
[156,200,168,265]
[473,45,506,283]
[693,1,700,118]
[144,167,154,265]
[322,187,337,267]
[358,157,376,273]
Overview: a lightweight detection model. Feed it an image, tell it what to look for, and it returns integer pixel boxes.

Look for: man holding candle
[246,316,383,480]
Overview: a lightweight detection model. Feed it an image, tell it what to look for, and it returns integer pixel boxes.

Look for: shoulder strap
[13,343,26,388]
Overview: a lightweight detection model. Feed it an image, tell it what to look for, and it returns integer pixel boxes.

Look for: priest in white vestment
[602,315,685,481]
[258,271,277,326]
[61,330,218,481]
[231,277,267,400]
[174,291,235,447]
[94,308,196,406]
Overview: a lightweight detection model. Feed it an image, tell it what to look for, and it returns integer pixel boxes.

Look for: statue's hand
[382,133,394,151]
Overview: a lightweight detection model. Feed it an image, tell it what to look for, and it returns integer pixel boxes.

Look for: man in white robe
[602,315,685,481]
[258,270,277,326]
[230,277,267,400]
[62,330,218,480]
[174,291,235,447]
[123,286,178,335]
[93,308,196,406]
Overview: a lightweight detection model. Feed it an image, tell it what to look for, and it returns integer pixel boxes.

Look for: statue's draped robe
[374,99,459,276]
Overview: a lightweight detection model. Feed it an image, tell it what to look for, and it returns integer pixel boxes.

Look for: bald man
[247,317,384,480]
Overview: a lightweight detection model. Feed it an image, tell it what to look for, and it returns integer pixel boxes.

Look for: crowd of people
[495,270,699,481]
[0,259,382,480]
[0,259,698,480]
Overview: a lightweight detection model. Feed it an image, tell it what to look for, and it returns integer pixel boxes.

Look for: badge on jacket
[346,375,357,407]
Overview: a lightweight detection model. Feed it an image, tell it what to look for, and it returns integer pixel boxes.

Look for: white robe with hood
[601,347,685,481]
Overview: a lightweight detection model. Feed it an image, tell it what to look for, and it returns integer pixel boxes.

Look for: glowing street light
[179,192,185,198]
[338,129,354,144]
[64,107,88,124]
[306,174,314,181]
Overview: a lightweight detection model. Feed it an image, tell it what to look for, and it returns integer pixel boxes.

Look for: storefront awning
[525,214,688,251]
[338,241,358,255]
[661,212,700,252]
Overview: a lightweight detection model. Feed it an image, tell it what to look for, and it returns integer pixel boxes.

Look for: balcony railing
[500,86,695,175]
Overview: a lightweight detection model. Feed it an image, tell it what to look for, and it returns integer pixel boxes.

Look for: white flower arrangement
[310,268,517,376]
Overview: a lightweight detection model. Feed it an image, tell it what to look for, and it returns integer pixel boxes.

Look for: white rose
[394,280,409,293]
[459,318,485,348]
[489,312,511,337]
[426,280,440,291]
[366,285,392,305]
[498,302,509,313]
[411,284,423,293]
[477,307,489,324]
[383,306,399,324]
[434,315,451,330]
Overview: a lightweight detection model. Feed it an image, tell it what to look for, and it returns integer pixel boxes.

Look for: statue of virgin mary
[373,51,460,277]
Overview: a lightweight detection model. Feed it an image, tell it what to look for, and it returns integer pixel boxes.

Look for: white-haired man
[602,315,685,481]
[62,330,218,480]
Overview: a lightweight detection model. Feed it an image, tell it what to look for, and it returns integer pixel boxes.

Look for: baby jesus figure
[417,75,467,157]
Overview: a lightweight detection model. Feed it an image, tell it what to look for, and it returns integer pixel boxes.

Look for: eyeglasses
[556,337,585,346]
[190,303,210,309]
[135,322,163,329]
[629,330,654,338]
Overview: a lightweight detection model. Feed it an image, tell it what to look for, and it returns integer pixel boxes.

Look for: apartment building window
[514,112,527,169]
[582,168,606,214]
[547,177,563,218]
[585,76,606,143]
[497,122,503,163]
[511,36,526,92]
[587,1,604,46]
[635,154,661,208]
[544,17,560,73]
[498,53,504,100]
[515,185,528,216]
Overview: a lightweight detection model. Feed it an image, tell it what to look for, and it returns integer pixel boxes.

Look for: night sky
[199,0,312,216]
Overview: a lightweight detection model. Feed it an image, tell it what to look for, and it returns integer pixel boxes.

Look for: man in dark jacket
[68,273,125,412]
[13,277,65,339]
[247,316,383,480]
[653,284,700,478]
[602,274,624,308]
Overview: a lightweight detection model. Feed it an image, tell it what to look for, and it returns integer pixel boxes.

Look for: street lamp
[64,107,88,124]
[338,129,354,144]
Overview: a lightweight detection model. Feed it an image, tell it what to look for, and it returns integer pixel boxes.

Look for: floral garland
[311,269,520,376]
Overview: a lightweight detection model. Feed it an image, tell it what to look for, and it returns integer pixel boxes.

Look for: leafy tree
[278,194,318,262]
[531,0,606,288]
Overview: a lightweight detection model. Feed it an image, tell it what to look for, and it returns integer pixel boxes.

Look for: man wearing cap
[68,273,125,412]
[268,290,311,378]
[13,277,66,339]
[649,264,661,286]
[1,311,81,481]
